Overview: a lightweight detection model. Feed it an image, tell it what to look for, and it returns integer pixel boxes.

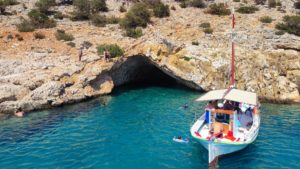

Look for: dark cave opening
[109,55,193,92]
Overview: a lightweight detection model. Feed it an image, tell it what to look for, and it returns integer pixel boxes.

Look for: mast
[231,6,235,87]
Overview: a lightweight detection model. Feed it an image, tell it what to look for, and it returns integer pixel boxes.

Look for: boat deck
[193,113,257,144]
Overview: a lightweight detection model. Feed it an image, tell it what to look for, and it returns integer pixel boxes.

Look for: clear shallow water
[0,86,300,169]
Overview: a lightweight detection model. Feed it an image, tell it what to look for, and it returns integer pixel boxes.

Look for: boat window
[215,113,230,124]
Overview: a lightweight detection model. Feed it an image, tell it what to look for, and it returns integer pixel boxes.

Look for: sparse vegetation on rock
[35,0,56,14]
[203,27,213,34]
[260,16,272,23]
[189,0,205,8]
[97,44,124,58]
[34,32,46,39]
[0,0,19,15]
[236,5,259,14]
[16,18,35,32]
[55,29,74,41]
[125,27,143,38]
[276,15,300,36]
[72,0,108,20]
[28,9,57,28]
[119,5,126,12]
[192,41,199,45]
[255,0,266,5]
[179,1,187,8]
[153,2,170,18]
[207,3,231,16]
[199,22,210,28]
[268,0,276,8]
[67,42,76,47]
[275,30,285,35]
[90,0,108,13]
[54,11,64,20]
[82,41,93,49]
[91,14,107,27]
[120,3,151,29]
[72,0,91,20]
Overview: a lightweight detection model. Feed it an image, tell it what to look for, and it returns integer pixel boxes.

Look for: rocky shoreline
[1,0,300,117]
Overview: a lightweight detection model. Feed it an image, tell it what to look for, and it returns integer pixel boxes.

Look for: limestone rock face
[0,0,300,115]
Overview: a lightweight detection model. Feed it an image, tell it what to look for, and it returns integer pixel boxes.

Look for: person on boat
[223,100,234,110]
[14,108,25,118]
[212,100,219,109]
[205,101,215,111]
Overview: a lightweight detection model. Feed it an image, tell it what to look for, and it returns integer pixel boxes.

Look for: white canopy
[196,89,258,106]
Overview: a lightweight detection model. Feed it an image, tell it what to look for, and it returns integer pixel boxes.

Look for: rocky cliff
[0,0,300,117]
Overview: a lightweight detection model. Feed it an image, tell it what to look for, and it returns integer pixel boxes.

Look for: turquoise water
[0,86,300,169]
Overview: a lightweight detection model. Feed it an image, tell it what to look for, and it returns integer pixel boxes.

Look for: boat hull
[197,138,249,155]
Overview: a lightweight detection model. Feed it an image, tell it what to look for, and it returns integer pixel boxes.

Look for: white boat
[190,3,261,166]
[190,89,260,165]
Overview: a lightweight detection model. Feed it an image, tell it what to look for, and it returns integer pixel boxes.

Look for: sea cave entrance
[109,55,192,91]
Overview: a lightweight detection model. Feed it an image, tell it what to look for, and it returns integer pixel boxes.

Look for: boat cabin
[194,89,260,143]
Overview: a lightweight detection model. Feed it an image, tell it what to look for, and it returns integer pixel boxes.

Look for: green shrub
[233,0,240,2]
[236,5,259,14]
[125,27,143,38]
[153,2,170,18]
[90,0,108,13]
[275,15,300,36]
[34,32,45,39]
[28,9,57,28]
[182,56,191,61]
[54,11,64,20]
[120,3,151,29]
[192,41,199,45]
[203,28,213,34]
[4,0,19,5]
[119,5,126,12]
[189,0,205,8]
[97,44,124,58]
[277,1,282,6]
[171,6,176,10]
[207,3,231,16]
[55,29,74,41]
[294,0,300,9]
[35,0,56,13]
[16,18,35,32]
[73,0,91,20]
[106,16,120,24]
[255,0,266,5]
[199,22,210,28]
[0,1,6,15]
[268,0,276,8]
[67,42,76,47]
[260,16,272,23]
[179,1,187,8]
[275,30,285,35]
[91,14,107,27]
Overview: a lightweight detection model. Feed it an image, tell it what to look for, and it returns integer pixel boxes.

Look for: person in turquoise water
[14,108,25,118]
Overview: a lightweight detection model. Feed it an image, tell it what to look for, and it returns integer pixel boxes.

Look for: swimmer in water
[182,104,188,109]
